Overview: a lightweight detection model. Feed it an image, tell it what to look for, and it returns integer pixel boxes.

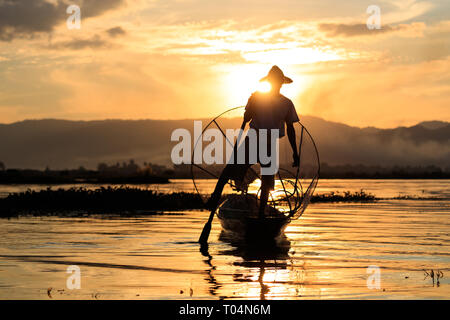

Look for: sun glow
[222,64,308,107]
[222,64,270,106]
[257,81,271,93]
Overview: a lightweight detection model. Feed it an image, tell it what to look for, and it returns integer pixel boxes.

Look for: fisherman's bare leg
[258,175,274,218]
[258,182,270,218]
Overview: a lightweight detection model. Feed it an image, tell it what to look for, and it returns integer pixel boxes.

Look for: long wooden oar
[198,123,247,244]
[198,209,215,243]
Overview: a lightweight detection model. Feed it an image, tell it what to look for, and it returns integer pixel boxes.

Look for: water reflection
[201,231,294,299]
[199,244,222,297]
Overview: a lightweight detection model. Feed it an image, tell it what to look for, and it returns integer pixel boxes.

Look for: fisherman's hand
[292,153,300,167]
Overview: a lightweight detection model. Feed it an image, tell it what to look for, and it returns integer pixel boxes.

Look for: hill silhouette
[0,116,448,170]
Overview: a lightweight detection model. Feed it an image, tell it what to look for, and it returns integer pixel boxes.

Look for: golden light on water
[0,180,449,299]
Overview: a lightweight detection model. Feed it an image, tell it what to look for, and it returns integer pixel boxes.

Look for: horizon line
[0,115,448,131]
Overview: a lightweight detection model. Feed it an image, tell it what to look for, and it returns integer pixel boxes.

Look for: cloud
[298,56,450,128]
[45,35,111,50]
[381,0,434,24]
[135,20,339,65]
[318,22,426,37]
[106,26,127,38]
[0,0,126,41]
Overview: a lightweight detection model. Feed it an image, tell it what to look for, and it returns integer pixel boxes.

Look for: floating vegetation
[0,187,378,217]
[0,187,204,217]
[423,269,444,287]
[309,190,376,203]
[392,195,445,200]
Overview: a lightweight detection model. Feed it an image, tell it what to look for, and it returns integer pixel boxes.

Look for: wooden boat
[217,194,290,240]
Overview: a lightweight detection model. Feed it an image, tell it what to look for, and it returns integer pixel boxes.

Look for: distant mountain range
[0,117,449,169]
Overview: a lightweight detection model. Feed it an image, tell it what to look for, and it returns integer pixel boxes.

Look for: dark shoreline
[0,176,170,185]
[1,167,449,185]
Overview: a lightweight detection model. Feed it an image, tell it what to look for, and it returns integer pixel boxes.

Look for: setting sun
[222,64,305,107]
[222,64,271,106]
[257,81,272,93]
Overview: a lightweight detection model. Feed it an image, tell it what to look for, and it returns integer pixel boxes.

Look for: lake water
[0,179,449,299]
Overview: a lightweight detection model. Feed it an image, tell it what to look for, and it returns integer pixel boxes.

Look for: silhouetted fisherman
[206,65,300,218]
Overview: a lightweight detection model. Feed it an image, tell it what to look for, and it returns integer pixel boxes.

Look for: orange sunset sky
[0,0,449,128]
